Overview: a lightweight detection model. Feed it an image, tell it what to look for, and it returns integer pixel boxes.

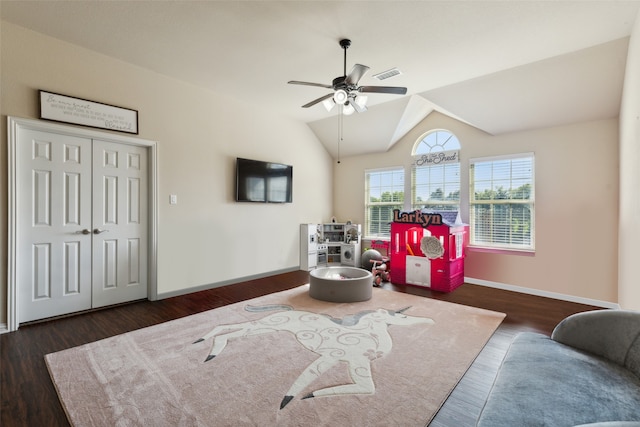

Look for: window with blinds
[412,163,460,211]
[365,167,405,238]
[412,130,460,212]
[469,153,535,251]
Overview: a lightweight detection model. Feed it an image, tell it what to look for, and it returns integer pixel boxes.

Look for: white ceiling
[2,1,639,158]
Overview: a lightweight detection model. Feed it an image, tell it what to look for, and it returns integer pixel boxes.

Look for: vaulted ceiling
[2,1,638,158]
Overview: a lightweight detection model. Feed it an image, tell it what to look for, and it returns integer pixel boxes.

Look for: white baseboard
[157,267,300,300]
[0,323,9,334]
[465,277,621,309]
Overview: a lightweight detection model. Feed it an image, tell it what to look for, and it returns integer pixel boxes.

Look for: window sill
[467,245,535,256]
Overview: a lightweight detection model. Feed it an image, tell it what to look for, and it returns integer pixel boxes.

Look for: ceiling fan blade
[359,86,407,95]
[302,93,334,108]
[345,64,370,85]
[288,81,333,89]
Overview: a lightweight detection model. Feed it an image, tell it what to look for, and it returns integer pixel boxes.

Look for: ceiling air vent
[372,68,402,81]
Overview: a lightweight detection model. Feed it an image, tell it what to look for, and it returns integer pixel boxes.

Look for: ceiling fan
[288,39,407,115]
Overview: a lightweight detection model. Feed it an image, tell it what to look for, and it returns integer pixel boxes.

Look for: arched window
[411,130,461,212]
[413,129,461,155]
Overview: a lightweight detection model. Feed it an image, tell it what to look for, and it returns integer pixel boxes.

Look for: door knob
[93,228,109,234]
[78,229,91,235]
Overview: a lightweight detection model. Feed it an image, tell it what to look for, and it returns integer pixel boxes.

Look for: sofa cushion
[476,332,640,427]
[551,310,640,378]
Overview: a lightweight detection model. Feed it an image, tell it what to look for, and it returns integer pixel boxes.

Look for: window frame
[468,152,535,252]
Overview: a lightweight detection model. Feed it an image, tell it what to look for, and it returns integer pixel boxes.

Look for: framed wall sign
[39,90,138,134]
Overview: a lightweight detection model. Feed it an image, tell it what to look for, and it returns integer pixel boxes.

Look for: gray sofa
[476,310,640,427]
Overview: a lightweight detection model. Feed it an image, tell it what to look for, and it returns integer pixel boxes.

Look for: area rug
[45,285,505,427]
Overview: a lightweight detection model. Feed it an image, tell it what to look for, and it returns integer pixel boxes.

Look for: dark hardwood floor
[1,270,603,426]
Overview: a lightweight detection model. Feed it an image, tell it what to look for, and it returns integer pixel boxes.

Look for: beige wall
[334,112,619,305]
[0,22,334,326]
[619,9,640,310]
[0,18,630,328]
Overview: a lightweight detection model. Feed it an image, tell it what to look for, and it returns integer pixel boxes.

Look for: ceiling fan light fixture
[333,89,348,105]
[322,98,336,112]
[342,102,355,115]
[354,95,368,111]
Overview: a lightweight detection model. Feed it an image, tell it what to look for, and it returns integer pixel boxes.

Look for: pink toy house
[390,210,469,292]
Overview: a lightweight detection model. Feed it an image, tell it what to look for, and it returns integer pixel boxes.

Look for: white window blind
[365,167,405,238]
[412,130,460,212]
[469,153,535,250]
[412,163,460,211]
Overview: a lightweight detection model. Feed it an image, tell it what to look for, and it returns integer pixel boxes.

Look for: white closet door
[91,140,148,308]
[17,129,93,322]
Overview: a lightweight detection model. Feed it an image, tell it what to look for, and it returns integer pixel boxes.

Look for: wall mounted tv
[235,157,293,203]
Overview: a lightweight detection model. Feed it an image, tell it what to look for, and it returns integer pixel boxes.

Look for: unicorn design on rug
[193,304,435,409]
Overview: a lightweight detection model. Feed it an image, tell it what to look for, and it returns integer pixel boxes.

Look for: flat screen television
[235,157,293,203]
